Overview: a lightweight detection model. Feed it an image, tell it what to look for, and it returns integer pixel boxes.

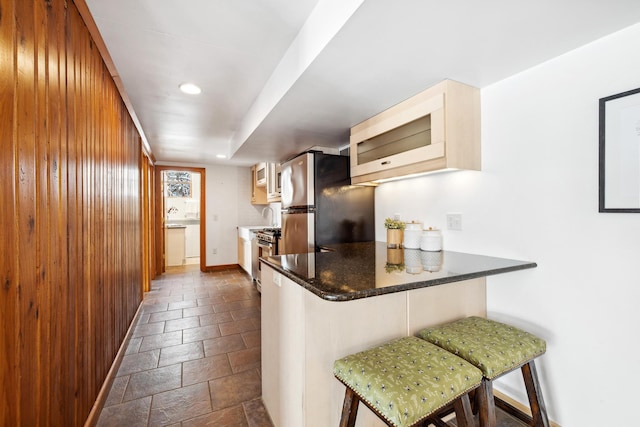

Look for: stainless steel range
[252,228,281,292]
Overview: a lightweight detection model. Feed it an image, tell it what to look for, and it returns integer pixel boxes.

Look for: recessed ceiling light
[179,83,201,95]
[216,154,227,159]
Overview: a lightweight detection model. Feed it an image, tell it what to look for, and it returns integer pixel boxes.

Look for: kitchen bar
[259,243,537,426]
[262,242,536,301]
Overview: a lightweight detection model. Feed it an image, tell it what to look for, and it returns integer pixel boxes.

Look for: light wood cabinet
[266,162,282,202]
[184,224,200,258]
[237,236,247,272]
[261,266,305,427]
[350,79,480,184]
[260,266,281,424]
[237,237,244,269]
[165,227,185,266]
[251,164,268,204]
[237,235,253,275]
[260,263,486,427]
[255,162,267,187]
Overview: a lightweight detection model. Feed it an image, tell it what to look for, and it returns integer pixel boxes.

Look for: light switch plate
[447,213,462,231]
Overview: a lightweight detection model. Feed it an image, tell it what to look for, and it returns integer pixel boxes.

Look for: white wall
[375,23,640,426]
[204,165,242,266]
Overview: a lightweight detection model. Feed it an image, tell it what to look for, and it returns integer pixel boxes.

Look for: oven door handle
[256,241,273,249]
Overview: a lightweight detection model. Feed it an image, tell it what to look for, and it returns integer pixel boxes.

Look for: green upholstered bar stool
[418,316,549,427]
[333,336,483,427]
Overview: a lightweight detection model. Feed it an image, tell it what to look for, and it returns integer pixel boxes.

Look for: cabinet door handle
[381,161,391,165]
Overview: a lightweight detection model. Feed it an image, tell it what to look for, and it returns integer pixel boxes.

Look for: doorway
[154,166,206,274]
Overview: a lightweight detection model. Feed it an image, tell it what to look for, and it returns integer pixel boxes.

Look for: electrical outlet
[446,213,462,231]
[394,213,401,220]
[212,248,217,255]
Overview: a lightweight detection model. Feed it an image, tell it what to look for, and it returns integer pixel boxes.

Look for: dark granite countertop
[261,242,537,301]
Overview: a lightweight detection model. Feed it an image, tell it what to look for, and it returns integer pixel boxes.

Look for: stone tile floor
[97,265,529,427]
[97,265,273,427]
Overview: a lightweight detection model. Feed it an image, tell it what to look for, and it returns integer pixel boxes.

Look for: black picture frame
[599,87,640,213]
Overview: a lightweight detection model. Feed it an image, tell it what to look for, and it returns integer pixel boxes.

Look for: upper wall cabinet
[267,162,282,203]
[252,162,281,204]
[255,162,268,187]
[251,164,268,205]
[350,79,480,184]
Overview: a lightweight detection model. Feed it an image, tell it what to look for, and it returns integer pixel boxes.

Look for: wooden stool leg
[339,387,359,427]
[522,361,550,427]
[469,388,479,414]
[452,393,475,427]
[477,378,496,427]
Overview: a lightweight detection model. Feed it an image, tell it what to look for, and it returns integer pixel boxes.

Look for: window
[166,171,191,198]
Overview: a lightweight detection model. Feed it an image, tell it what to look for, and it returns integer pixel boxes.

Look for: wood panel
[141,155,155,291]
[0,0,148,425]
[0,0,18,422]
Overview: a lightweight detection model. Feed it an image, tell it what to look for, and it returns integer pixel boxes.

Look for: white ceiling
[85,0,640,167]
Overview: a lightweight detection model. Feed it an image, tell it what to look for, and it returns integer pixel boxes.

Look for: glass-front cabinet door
[351,93,445,178]
[349,79,480,184]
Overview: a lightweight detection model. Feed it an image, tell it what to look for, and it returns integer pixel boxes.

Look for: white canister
[403,221,423,249]
[420,228,442,251]
[404,249,423,274]
[421,250,443,272]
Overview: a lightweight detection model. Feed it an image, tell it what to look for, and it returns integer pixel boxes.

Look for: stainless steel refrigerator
[281,151,375,254]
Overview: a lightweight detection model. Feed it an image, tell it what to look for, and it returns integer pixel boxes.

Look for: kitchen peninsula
[260,242,537,427]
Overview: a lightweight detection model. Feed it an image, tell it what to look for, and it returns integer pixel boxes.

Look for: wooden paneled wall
[1,0,145,425]
[142,155,156,290]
